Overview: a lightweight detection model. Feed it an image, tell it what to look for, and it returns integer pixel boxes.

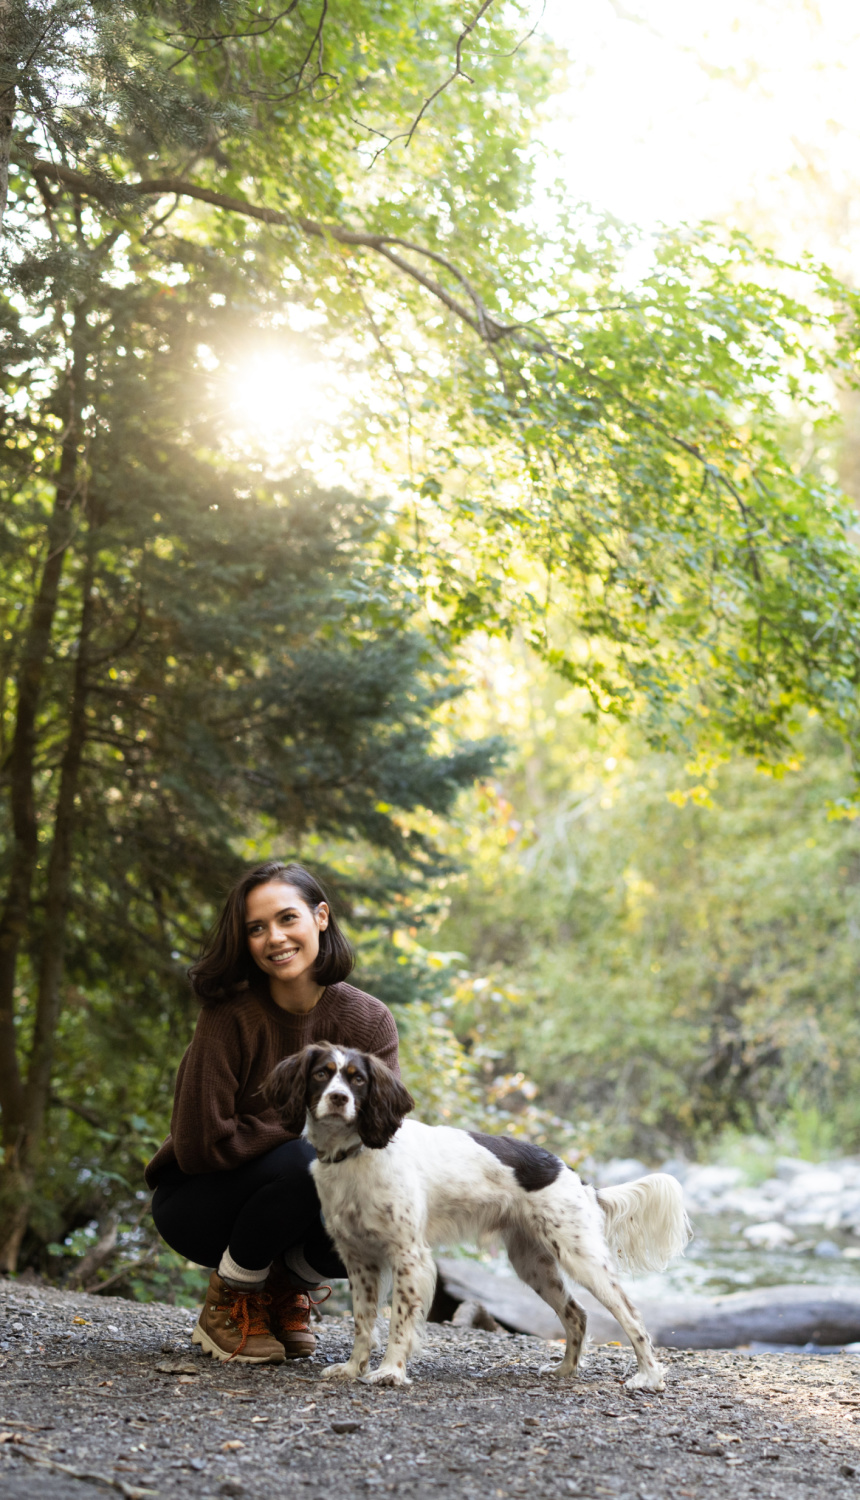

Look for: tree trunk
[0,3,15,232]
[0,310,88,1270]
[0,543,98,1268]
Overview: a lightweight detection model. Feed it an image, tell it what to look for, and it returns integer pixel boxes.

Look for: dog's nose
[327,1091,349,1106]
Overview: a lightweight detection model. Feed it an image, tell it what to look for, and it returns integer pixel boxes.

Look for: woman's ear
[357,1056,415,1150]
[261,1045,323,1136]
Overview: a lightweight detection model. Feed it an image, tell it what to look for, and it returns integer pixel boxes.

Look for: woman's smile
[267,947,299,966]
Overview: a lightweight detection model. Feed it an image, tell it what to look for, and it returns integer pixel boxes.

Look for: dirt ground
[2,1279,860,1500]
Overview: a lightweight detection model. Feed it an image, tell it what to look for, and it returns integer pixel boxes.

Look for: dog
[263,1043,691,1389]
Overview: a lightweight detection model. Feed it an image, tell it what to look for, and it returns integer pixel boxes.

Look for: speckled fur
[265,1046,689,1390]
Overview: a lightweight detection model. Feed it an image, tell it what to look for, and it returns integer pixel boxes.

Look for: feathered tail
[596,1173,692,1274]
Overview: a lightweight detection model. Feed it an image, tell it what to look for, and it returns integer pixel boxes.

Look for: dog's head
[262,1043,415,1150]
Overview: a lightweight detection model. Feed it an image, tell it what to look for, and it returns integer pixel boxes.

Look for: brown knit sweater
[144,981,399,1188]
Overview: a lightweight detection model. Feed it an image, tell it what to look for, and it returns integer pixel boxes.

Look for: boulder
[680,1165,743,1208]
[742,1220,795,1249]
[594,1158,649,1188]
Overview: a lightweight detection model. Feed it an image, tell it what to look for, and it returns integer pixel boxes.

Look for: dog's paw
[539,1358,581,1378]
[364,1366,411,1387]
[625,1365,666,1392]
[322,1362,363,1383]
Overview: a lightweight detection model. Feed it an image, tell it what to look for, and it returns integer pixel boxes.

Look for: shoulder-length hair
[189,860,354,1004]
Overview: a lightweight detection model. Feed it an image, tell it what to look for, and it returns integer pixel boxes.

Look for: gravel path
[2,1279,860,1500]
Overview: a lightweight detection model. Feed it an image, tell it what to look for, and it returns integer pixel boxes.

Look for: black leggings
[151,1139,346,1278]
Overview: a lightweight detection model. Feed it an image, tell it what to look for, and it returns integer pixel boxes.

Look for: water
[626,1214,860,1301]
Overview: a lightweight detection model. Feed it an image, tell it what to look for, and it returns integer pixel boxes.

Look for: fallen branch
[6,1441,155,1500]
[68,1211,119,1290]
[86,1247,158,1295]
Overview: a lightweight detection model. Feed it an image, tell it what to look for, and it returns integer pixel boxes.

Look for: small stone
[189,1458,206,1471]
[220,1481,245,1496]
[155,1360,199,1376]
[814,1240,842,1259]
[840,1464,857,1478]
[330,1420,362,1434]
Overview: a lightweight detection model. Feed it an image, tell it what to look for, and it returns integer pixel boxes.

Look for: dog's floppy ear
[262,1045,327,1137]
[357,1054,415,1150]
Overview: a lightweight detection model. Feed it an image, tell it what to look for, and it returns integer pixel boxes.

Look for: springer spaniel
[263,1044,690,1389]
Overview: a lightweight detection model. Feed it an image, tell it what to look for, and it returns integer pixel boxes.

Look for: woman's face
[244,881,329,989]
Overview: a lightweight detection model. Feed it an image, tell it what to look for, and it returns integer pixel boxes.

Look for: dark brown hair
[189,860,354,1004]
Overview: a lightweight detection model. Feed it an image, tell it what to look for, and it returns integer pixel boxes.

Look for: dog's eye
[313,1067,331,1080]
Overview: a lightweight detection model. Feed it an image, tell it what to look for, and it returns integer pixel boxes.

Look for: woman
[146,859,400,1364]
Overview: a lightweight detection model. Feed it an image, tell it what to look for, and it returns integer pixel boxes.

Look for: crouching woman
[145,860,400,1364]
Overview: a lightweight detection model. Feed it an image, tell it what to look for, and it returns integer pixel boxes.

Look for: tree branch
[20,150,501,334]
[370,0,498,160]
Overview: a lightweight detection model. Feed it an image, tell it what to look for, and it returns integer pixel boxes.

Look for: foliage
[4,0,860,1281]
[4,5,860,767]
[0,201,500,1267]
[434,657,860,1160]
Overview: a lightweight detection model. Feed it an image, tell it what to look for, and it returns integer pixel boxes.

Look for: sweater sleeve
[170,1007,289,1174]
[367,1005,400,1078]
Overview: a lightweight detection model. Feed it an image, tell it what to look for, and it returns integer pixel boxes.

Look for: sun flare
[229,351,324,435]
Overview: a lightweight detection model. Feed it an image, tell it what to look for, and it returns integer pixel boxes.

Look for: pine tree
[0,199,499,1269]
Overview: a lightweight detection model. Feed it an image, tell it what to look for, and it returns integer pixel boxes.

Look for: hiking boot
[191,1271,286,1364]
[266,1265,332,1358]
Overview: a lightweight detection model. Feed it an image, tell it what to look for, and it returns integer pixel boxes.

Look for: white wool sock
[218,1249,271,1289]
[282,1245,324,1288]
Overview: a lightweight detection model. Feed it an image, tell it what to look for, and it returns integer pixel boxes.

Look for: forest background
[2,0,860,1298]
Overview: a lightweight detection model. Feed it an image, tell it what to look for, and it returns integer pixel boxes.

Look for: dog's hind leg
[504,1228,587,1377]
[560,1251,665,1391]
[321,1258,381,1383]
[365,1246,436,1388]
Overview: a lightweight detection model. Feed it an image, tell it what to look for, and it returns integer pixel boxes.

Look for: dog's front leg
[365,1249,435,1388]
[321,1261,381,1383]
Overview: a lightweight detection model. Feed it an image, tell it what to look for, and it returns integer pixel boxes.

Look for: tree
[0,211,499,1268]
[437,684,860,1159]
[4,0,860,1268]
[4,4,860,766]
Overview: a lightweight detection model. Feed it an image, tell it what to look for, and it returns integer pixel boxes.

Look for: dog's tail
[596,1173,692,1274]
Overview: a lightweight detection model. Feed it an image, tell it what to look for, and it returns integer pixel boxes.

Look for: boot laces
[217,1287,274,1359]
[275,1284,332,1332]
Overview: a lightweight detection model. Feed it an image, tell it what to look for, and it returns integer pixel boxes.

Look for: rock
[837,1192,860,1230]
[813,1239,842,1258]
[450,1299,501,1332]
[785,1169,844,1200]
[657,1158,690,1182]
[783,1171,845,1227]
[155,1360,199,1375]
[220,1481,245,1496]
[743,1221,796,1248]
[595,1159,649,1188]
[723,1187,787,1220]
[775,1156,816,1180]
[680,1165,743,1208]
[331,1421,362,1434]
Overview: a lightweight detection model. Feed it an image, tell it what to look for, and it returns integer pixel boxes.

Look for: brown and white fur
[263,1044,691,1390]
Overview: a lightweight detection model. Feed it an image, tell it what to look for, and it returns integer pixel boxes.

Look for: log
[435,1258,860,1349]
